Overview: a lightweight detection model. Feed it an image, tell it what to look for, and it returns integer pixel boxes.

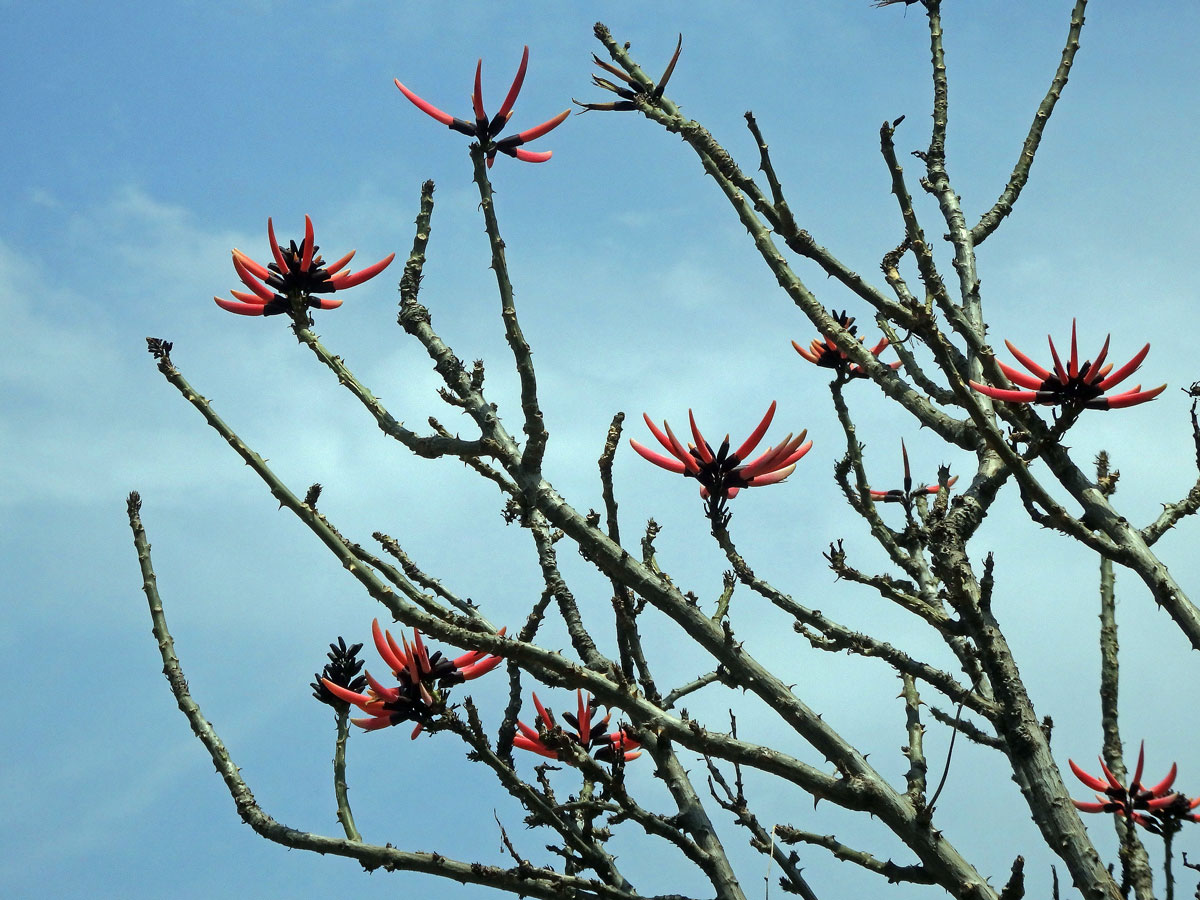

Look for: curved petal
[300,215,315,273]
[662,420,700,473]
[688,410,714,464]
[642,413,681,457]
[351,714,397,731]
[732,401,777,462]
[514,109,570,143]
[654,35,683,96]
[1005,340,1052,381]
[576,690,591,746]
[231,249,273,282]
[744,463,795,487]
[1084,335,1112,385]
[231,253,277,301]
[513,735,558,758]
[372,618,408,675]
[459,654,504,680]
[792,339,820,363]
[266,218,290,274]
[320,677,373,709]
[1145,793,1181,810]
[363,670,400,702]
[968,382,1039,404]
[1047,335,1068,386]
[230,289,269,305]
[394,78,456,126]
[1098,757,1124,791]
[1069,759,1110,793]
[510,147,553,163]
[496,45,529,122]
[412,629,431,674]
[1096,344,1151,391]
[214,297,265,316]
[1147,763,1178,798]
[516,719,542,742]
[921,474,959,494]
[1131,742,1146,791]
[324,250,356,275]
[1101,383,1166,409]
[998,361,1045,390]
[472,58,486,123]
[629,439,688,474]
[329,253,397,291]
[532,692,555,729]
[741,431,809,479]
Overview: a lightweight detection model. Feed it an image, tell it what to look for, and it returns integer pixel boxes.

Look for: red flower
[969,320,1165,410]
[792,310,901,379]
[869,439,958,505]
[215,216,395,317]
[631,401,812,522]
[394,46,569,167]
[1070,743,1200,834]
[513,690,641,763]
[321,619,504,739]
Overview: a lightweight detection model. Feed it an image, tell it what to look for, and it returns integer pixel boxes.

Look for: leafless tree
[129,2,1200,897]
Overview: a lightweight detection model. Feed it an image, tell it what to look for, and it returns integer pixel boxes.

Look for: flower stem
[333,706,361,841]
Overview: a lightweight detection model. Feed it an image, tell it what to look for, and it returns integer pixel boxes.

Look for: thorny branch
[134,5,1200,900]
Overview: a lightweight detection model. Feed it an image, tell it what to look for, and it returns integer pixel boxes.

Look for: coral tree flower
[215,216,395,317]
[792,310,901,379]
[631,401,812,522]
[969,320,1166,410]
[394,46,569,167]
[321,619,504,739]
[1070,743,1200,834]
[514,691,641,763]
[869,439,957,505]
[578,36,682,112]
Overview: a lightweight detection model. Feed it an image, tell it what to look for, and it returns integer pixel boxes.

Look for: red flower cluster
[792,310,900,379]
[321,619,503,739]
[970,321,1165,410]
[1070,744,1200,834]
[514,691,641,763]
[631,401,812,522]
[216,216,395,317]
[869,439,957,505]
[395,46,569,167]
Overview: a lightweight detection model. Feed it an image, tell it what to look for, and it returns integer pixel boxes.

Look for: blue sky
[4,1,1200,898]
